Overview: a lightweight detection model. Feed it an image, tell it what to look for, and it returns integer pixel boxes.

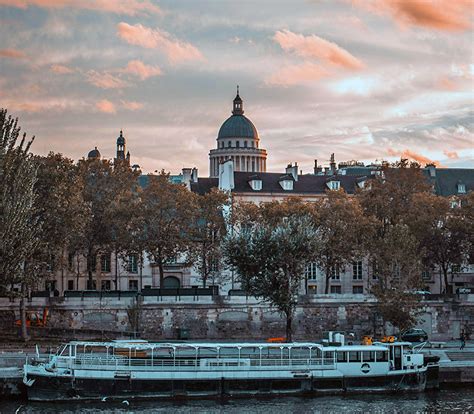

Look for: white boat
[23,336,439,401]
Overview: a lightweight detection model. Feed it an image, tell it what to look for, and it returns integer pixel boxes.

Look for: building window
[371,261,378,280]
[67,280,74,291]
[249,179,262,191]
[236,141,240,148]
[451,264,461,273]
[327,181,340,191]
[422,269,431,280]
[129,280,138,291]
[68,253,75,271]
[305,262,317,280]
[352,261,363,280]
[331,265,340,280]
[127,254,138,273]
[87,280,97,290]
[280,180,294,191]
[308,285,317,294]
[87,255,97,273]
[330,285,342,294]
[228,141,231,148]
[101,253,111,273]
[353,286,363,294]
[244,141,248,148]
[457,183,466,194]
[101,280,111,291]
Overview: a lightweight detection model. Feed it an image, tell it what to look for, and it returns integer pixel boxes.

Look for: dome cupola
[87,147,101,159]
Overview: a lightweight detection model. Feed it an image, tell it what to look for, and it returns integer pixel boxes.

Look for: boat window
[375,351,388,362]
[337,351,346,362]
[349,351,360,362]
[323,351,334,361]
[362,351,375,362]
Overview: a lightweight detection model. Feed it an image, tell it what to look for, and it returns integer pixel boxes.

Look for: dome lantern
[232,85,244,115]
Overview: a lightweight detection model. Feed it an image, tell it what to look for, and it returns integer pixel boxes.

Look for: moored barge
[23,337,438,401]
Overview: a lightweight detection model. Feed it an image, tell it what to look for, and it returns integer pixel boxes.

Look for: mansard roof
[423,168,474,197]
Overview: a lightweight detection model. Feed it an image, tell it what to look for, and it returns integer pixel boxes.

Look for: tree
[32,153,86,292]
[188,188,229,288]
[313,190,369,294]
[225,214,319,342]
[0,109,39,341]
[411,193,471,294]
[141,171,196,287]
[74,158,138,290]
[358,160,430,332]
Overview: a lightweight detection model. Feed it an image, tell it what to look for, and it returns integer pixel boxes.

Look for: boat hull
[26,371,427,401]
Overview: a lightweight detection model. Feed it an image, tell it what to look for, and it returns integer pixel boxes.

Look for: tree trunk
[324,268,330,294]
[19,282,28,342]
[442,266,450,294]
[158,258,164,287]
[285,312,293,342]
[87,248,94,289]
[114,249,119,291]
[139,252,143,292]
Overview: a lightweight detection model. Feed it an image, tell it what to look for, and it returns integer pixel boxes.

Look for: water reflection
[1,389,474,414]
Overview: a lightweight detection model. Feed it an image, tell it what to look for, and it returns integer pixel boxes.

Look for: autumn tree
[0,109,39,340]
[225,209,319,341]
[74,158,138,290]
[188,188,229,288]
[313,190,369,294]
[141,171,196,287]
[32,153,86,292]
[358,160,431,332]
[411,193,471,294]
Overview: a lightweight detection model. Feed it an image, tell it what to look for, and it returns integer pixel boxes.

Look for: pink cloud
[273,30,364,70]
[443,150,459,159]
[86,70,128,89]
[0,48,26,59]
[266,62,329,86]
[350,0,471,31]
[96,99,116,114]
[120,100,144,111]
[117,22,204,64]
[50,64,74,74]
[0,0,161,16]
[387,148,441,166]
[123,60,162,80]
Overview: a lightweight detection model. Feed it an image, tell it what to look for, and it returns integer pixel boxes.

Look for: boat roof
[65,340,401,351]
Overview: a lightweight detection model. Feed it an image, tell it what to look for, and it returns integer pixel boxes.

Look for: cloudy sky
[0,0,472,175]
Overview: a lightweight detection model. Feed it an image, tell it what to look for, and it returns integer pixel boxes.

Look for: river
[1,389,473,414]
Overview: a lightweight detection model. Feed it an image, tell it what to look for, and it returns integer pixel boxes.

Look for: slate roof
[423,168,474,197]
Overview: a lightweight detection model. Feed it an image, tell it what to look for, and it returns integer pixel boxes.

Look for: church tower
[115,130,130,165]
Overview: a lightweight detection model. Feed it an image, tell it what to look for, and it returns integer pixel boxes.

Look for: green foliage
[225,213,319,341]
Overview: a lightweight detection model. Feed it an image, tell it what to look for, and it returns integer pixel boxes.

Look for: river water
[1,389,473,414]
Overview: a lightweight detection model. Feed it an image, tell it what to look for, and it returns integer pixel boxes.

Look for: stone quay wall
[0,296,472,342]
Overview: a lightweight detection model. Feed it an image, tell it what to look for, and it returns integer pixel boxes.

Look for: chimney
[218,158,235,191]
[285,162,299,181]
[426,163,436,178]
[191,167,198,183]
[329,153,336,174]
[182,168,192,189]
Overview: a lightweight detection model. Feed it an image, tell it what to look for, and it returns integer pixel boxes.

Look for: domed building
[209,88,267,177]
[87,147,101,159]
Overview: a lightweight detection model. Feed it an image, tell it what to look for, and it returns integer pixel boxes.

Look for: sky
[0,0,473,175]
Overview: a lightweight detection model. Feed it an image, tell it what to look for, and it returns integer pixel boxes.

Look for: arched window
[163,276,180,288]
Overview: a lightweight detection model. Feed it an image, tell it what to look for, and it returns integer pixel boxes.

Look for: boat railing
[61,355,335,371]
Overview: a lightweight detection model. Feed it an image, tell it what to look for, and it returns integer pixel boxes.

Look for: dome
[87,147,101,159]
[218,115,259,139]
[117,130,125,145]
